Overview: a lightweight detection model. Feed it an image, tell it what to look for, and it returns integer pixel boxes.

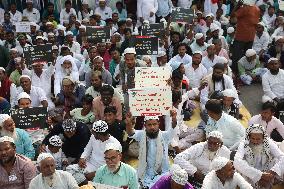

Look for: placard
[10,107,48,130]
[92,183,122,189]
[129,88,172,116]
[23,44,53,66]
[171,7,195,23]
[279,1,284,11]
[141,23,165,38]
[86,26,111,44]
[135,67,171,88]
[130,36,158,55]
[16,22,31,33]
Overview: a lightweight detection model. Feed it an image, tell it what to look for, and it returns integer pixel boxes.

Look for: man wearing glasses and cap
[93,142,139,189]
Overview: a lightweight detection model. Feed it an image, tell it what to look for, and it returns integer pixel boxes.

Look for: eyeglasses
[104,156,117,162]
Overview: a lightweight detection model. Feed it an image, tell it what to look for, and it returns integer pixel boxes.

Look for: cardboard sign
[171,7,195,23]
[279,1,284,11]
[15,22,31,33]
[10,107,48,130]
[129,88,172,116]
[135,67,171,88]
[93,183,122,189]
[130,36,158,55]
[86,26,111,44]
[141,23,165,38]
[23,44,53,66]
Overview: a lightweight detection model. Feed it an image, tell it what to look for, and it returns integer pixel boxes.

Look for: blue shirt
[14,128,35,159]
[156,0,172,17]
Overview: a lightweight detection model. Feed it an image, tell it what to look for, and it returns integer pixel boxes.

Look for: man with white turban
[151,164,194,189]
[29,153,79,189]
[234,124,284,188]
[174,131,231,188]
[0,114,35,159]
[238,49,267,85]
[221,89,242,119]
[77,120,120,181]
[54,55,79,96]
[202,156,253,189]
[0,136,36,189]
[93,142,139,189]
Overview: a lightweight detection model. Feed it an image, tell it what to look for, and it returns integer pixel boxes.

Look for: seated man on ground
[234,124,284,188]
[174,131,231,188]
[93,142,139,189]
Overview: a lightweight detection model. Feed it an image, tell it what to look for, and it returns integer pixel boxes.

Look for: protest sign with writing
[86,26,111,43]
[279,0,284,11]
[93,183,122,189]
[129,88,172,116]
[23,44,53,66]
[16,22,31,33]
[171,7,195,23]
[130,36,158,55]
[141,23,165,38]
[10,107,48,130]
[135,67,171,88]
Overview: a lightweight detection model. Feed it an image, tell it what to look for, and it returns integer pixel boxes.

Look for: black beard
[212,75,223,82]
[146,130,159,139]
[270,69,279,75]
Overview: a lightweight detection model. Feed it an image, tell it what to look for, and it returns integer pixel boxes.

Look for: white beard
[108,162,121,173]
[43,174,55,187]
[250,144,264,155]
[62,68,72,75]
[1,129,17,140]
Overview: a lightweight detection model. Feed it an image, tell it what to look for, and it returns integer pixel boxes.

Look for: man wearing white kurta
[204,99,245,150]
[29,153,79,189]
[137,0,158,25]
[174,131,230,188]
[202,156,253,189]
[262,58,284,103]
[234,124,284,188]
[79,120,120,180]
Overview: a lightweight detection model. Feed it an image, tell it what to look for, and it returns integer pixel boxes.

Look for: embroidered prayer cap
[195,10,203,15]
[210,23,219,32]
[218,57,228,64]
[170,164,188,185]
[46,22,53,26]
[82,18,89,23]
[205,13,214,18]
[193,51,203,55]
[17,92,31,101]
[123,47,136,56]
[37,153,54,164]
[0,114,11,127]
[222,89,238,99]
[0,136,14,144]
[62,119,77,132]
[49,135,63,147]
[245,49,256,57]
[0,67,5,72]
[126,18,132,22]
[195,33,204,40]
[92,120,108,133]
[227,27,235,34]
[79,25,86,30]
[20,75,31,81]
[144,116,159,122]
[211,156,230,171]
[267,57,279,64]
[52,45,59,50]
[93,56,103,61]
[157,50,166,58]
[47,32,55,36]
[57,24,66,31]
[66,31,73,36]
[170,60,183,71]
[257,22,265,28]
[207,131,223,141]
[10,48,18,53]
[105,142,122,152]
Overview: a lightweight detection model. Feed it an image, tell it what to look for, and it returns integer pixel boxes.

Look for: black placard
[130,36,158,55]
[171,7,195,23]
[86,26,111,44]
[141,23,165,38]
[10,107,48,130]
[23,44,52,66]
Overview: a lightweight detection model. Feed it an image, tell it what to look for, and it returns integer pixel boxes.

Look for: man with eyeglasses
[174,131,231,188]
[93,142,139,189]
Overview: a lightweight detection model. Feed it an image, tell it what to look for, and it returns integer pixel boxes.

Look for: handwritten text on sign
[129,88,172,116]
[135,67,171,88]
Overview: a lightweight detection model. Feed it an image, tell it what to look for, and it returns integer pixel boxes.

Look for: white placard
[242,0,255,6]
[279,1,284,11]
[134,67,171,88]
[129,87,172,116]
[16,22,31,33]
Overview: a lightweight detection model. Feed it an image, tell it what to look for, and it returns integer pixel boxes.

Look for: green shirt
[9,70,21,87]
[93,162,139,189]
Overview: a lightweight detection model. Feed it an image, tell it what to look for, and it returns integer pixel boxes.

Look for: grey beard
[43,174,55,187]
[0,130,17,140]
[250,144,263,155]
[63,68,72,75]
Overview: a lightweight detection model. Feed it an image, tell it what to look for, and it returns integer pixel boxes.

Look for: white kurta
[201,171,253,189]
[252,32,270,54]
[169,54,192,66]
[29,170,79,189]
[234,139,284,184]
[249,114,284,140]
[184,63,208,88]
[174,141,231,175]
[80,135,120,173]
[201,55,222,70]
[137,0,158,24]
[23,8,40,23]
[262,69,284,102]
